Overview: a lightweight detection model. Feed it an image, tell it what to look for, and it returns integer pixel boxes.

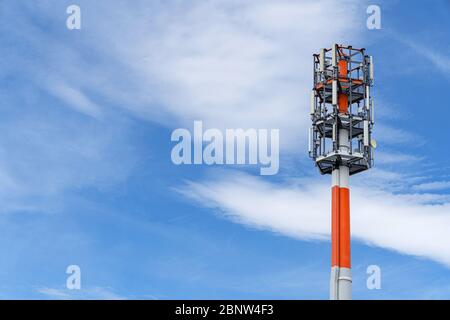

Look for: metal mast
[309,44,375,300]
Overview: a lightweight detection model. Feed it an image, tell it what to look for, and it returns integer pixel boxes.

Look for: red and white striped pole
[311,45,373,300]
[330,153,352,299]
[330,74,352,299]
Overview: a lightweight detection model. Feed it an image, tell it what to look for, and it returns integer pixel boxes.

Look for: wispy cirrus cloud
[376,151,423,165]
[38,286,126,300]
[177,170,450,267]
[398,37,450,75]
[46,82,102,119]
[413,181,450,192]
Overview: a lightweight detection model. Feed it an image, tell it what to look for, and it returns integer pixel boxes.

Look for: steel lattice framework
[309,44,375,175]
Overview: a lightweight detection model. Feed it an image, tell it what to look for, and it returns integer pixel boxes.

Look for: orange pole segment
[338,60,348,77]
[339,187,351,268]
[338,94,348,113]
[338,60,348,113]
[331,186,340,266]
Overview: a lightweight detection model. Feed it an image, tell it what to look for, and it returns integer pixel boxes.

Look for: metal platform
[315,150,370,175]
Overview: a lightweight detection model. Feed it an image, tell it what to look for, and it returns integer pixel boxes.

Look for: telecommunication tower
[309,44,375,300]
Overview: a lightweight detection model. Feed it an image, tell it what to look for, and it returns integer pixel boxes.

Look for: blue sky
[0,0,449,299]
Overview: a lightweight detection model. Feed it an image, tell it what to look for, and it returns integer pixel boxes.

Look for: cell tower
[309,44,375,300]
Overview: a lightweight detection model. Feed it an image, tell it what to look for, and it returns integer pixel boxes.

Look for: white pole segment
[339,128,350,153]
[332,80,338,106]
[337,267,352,300]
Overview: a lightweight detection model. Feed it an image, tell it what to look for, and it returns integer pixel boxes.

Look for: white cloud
[38,287,71,299]
[38,286,126,300]
[399,38,450,75]
[376,151,423,165]
[178,171,450,267]
[413,181,450,192]
[129,0,365,150]
[47,82,102,119]
[375,124,423,146]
